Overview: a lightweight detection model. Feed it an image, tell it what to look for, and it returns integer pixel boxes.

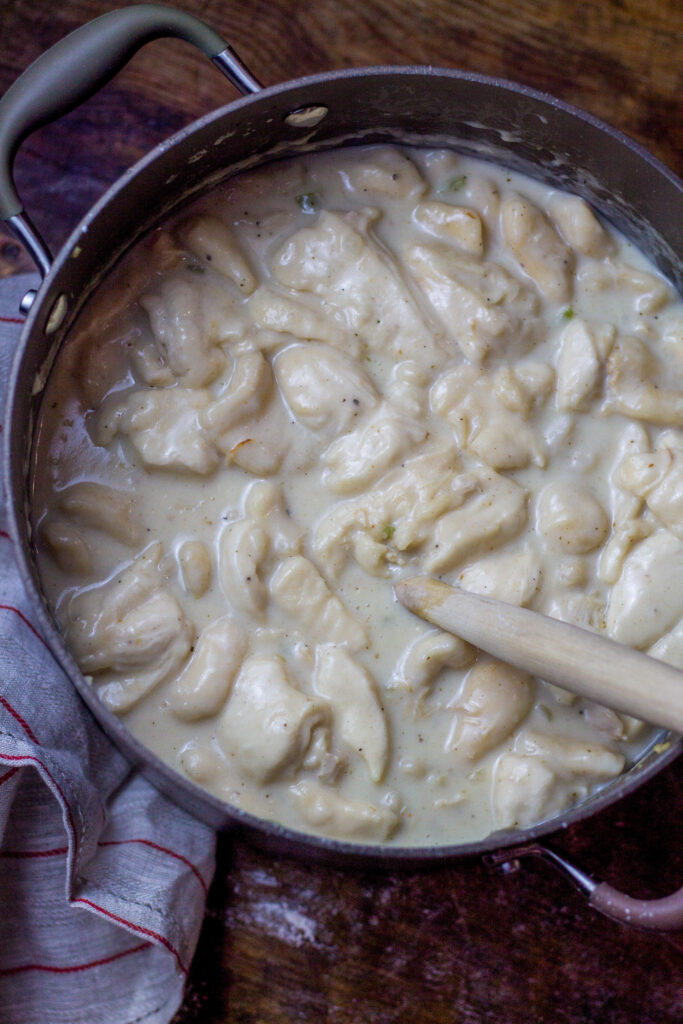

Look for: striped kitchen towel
[0,274,216,1024]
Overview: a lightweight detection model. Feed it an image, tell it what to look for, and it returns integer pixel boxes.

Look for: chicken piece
[170,617,248,721]
[598,421,652,585]
[313,645,388,782]
[218,656,325,782]
[501,193,573,302]
[431,364,546,470]
[447,657,535,760]
[313,444,466,578]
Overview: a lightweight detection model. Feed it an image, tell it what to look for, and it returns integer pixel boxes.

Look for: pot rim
[4,62,682,867]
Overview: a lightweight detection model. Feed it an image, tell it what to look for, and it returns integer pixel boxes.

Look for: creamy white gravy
[32,146,683,846]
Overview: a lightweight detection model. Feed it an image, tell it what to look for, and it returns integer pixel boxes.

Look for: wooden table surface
[2,1,682,1021]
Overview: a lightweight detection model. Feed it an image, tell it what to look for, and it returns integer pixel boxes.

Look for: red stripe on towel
[99,838,209,895]
[0,694,40,744]
[73,897,188,975]
[0,941,151,976]
[0,603,49,650]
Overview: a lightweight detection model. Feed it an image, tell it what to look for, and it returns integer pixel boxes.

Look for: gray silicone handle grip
[487,841,683,932]
[0,4,228,219]
[590,880,683,932]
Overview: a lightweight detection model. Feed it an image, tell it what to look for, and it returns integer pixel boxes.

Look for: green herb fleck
[561,306,575,320]
[439,174,467,193]
[296,191,319,213]
[383,523,396,540]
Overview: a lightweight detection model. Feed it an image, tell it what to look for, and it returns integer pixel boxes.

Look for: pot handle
[487,842,683,931]
[0,3,262,275]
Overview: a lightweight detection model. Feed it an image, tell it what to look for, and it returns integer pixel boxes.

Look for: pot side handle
[0,3,262,274]
[487,842,683,932]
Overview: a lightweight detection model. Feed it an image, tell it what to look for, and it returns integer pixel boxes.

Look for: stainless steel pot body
[4,62,683,869]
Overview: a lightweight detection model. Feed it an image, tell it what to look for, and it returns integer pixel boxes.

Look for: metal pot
[2,4,682,929]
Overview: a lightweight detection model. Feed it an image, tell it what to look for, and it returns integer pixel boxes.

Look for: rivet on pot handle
[486,842,683,932]
[0,3,262,277]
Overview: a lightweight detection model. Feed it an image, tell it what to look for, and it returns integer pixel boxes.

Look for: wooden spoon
[394,576,683,734]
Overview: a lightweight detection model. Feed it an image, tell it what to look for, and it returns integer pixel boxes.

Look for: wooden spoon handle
[394,576,683,734]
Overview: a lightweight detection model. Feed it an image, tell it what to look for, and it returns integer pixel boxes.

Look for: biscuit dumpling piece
[555,318,612,412]
[41,518,93,576]
[95,387,219,475]
[536,481,609,554]
[392,630,474,691]
[140,276,224,387]
[270,556,368,651]
[178,539,212,597]
[274,343,378,435]
[313,644,388,783]
[218,656,325,783]
[170,617,248,721]
[413,201,484,255]
[179,215,257,293]
[605,335,683,427]
[289,779,400,841]
[66,544,194,713]
[550,195,611,257]
[218,519,269,619]
[501,193,573,302]
[492,733,624,830]
[423,469,528,572]
[606,531,683,648]
[614,446,683,540]
[447,656,535,761]
[340,147,427,199]
[57,481,143,546]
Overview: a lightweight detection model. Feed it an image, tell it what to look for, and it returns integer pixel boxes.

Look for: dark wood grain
[1,2,682,1021]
